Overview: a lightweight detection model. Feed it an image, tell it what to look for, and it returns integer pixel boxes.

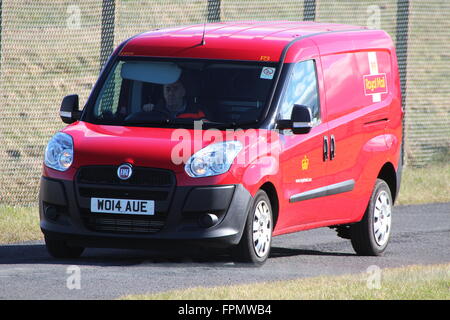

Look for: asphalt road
[0,202,449,300]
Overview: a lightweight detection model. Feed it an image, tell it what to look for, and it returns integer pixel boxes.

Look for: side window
[278,60,320,124]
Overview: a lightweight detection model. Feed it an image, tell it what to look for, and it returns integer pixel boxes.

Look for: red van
[40,21,403,264]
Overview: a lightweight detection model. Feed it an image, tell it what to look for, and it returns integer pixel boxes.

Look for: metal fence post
[0,0,3,74]
[396,0,410,165]
[303,0,316,21]
[100,0,116,71]
[207,0,221,22]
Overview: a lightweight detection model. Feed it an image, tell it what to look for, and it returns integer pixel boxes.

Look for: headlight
[185,141,243,178]
[44,132,74,171]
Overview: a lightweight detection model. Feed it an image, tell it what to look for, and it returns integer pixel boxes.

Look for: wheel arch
[377,162,398,204]
[259,182,279,229]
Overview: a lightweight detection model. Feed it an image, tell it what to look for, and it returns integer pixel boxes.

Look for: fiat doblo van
[40,21,403,264]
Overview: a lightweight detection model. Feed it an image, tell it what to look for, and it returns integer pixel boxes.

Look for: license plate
[90,198,155,215]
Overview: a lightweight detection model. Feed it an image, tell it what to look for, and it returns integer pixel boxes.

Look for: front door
[277,59,331,229]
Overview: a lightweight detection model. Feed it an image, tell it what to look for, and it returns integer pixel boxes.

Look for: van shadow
[0,243,234,267]
[0,243,355,267]
[270,246,355,258]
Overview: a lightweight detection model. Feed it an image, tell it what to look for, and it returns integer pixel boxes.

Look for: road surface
[0,202,449,299]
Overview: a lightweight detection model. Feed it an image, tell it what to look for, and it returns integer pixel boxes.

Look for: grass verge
[121,264,450,300]
[396,162,450,205]
[0,206,42,244]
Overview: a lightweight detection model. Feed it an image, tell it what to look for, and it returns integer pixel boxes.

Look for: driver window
[278,60,320,124]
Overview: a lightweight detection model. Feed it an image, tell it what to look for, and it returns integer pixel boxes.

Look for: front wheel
[350,179,393,256]
[232,190,273,265]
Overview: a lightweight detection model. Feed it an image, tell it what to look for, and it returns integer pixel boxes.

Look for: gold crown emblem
[302,156,309,170]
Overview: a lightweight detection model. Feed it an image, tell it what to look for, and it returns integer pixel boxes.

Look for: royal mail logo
[363,73,388,96]
[301,156,309,170]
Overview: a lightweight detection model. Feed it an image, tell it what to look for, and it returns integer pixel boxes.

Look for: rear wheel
[232,190,273,265]
[350,179,393,256]
[45,237,84,259]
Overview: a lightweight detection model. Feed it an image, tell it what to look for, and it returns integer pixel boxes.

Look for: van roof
[119,21,370,62]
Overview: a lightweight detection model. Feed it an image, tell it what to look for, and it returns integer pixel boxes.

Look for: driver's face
[163,81,186,110]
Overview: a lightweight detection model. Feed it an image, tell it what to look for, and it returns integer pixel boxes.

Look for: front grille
[77,166,173,186]
[75,165,175,235]
[83,213,165,234]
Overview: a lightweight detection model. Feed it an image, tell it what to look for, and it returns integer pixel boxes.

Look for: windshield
[84,59,278,129]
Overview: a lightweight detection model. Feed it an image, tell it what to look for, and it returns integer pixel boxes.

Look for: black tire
[232,190,273,265]
[350,179,393,256]
[45,237,85,259]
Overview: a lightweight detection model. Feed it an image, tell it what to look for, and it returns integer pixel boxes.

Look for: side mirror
[60,94,81,124]
[277,105,313,134]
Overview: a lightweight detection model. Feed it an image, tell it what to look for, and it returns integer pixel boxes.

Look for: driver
[144,80,205,119]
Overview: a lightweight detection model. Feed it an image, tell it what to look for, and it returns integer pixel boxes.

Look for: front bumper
[39,176,253,249]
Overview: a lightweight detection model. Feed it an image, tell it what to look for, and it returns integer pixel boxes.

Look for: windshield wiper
[207,119,260,129]
[123,118,260,129]
[124,119,171,126]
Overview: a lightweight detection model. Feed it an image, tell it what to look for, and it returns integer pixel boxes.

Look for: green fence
[0,0,449,205]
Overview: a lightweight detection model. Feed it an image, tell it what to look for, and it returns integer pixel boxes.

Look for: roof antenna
[200,22,206,46]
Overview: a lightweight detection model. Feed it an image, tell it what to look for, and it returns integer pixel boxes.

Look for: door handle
[323,136,329,161]
[330,135,336,160]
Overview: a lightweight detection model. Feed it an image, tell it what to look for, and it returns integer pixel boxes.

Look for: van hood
[62,121,215,173]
